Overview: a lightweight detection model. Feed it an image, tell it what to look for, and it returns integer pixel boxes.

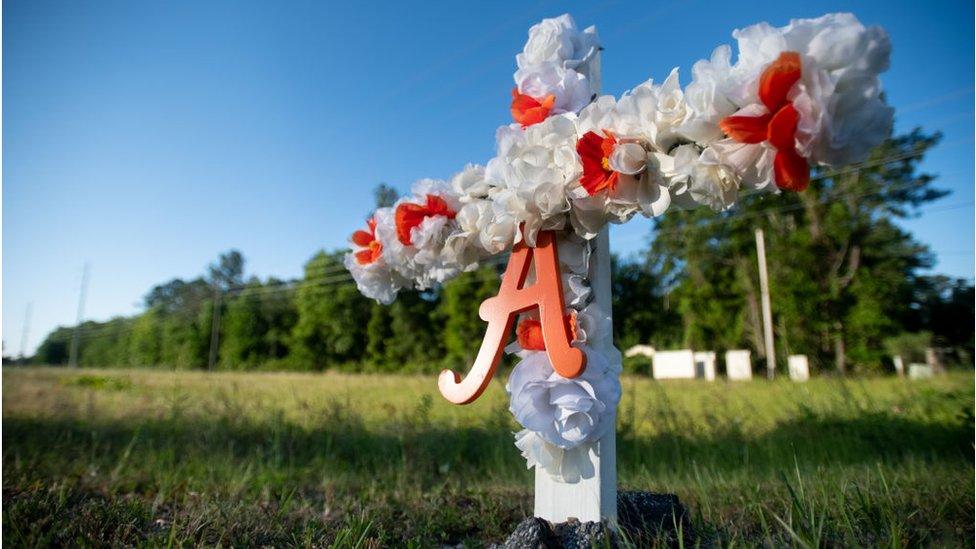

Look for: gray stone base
[493,491,693,548]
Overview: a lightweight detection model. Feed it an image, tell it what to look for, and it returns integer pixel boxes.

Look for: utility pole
[19,302,33,362]
[68,263,90,368]
[207,289,222,371]
[755,229,776,379]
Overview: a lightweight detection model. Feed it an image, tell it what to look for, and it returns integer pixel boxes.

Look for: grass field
[3,367,973,547]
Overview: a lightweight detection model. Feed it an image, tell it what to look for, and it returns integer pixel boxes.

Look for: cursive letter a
[438,230,586,404]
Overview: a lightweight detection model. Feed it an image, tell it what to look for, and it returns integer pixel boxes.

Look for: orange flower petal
[773,148,810,192]
[394,195,457,246]
[719,114,772,143]
[767,104,799,151]
[511,87,556,128]
[759,51,802,113]
[355,248,375,265]
[577,131,620,195]
[351,230,374,247]
[516,314,578,351]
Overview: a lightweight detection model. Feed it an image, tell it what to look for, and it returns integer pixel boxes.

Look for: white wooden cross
[345,10,894,528]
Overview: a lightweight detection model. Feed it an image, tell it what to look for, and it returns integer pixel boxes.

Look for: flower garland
[345,13,893,480]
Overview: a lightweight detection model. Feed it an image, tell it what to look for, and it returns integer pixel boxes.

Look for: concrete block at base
[493,491,693,548]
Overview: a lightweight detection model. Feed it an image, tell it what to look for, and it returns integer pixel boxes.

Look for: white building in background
[908,363,933,379]
[725,350,753,380]
[694,352,717,381]
[788,355,810,381]
[652,350,696,379]
[624,345,655,358]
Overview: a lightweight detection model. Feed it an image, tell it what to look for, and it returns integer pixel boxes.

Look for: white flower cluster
[512,14,601,122]
[345,13,894,478]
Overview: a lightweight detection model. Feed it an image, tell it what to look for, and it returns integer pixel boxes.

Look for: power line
[68,263,90,368]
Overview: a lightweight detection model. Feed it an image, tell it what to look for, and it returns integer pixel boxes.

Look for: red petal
[395,202,427,245]
[355,249,375,265]
[773,148,810,192]
[719,114,771,143]
[516,319,546,350]
[395,195,457,245]
[767,103,799,151]
[759,51,802,112]
[351,230,373,247]
[425,194,456,219]
[516,314,578,351]
[511,89,555,127]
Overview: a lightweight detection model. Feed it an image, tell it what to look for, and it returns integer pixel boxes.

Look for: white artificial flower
[493,114,581,246]
[507,346,621,480]
[556,232,591,276]
[724,13,893,171]
[574,94,619,134]
[344,207,405,304]
[450,164,490,203]
[442,200,494,272]
[570,96,671,235]
[573,301,613,349]
[608,142,647,175]
[381,180,463,289]
[659,145,742,211]
[517,14,601,84]
[515,63,593,115]
[343,252,401,305]
[615,68,688,151]
[654,68,690,144]
[514,429,597,483]
[679,45,738,144]
[507,346,621,450]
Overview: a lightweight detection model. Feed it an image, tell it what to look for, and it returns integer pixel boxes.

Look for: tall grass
[3,367,972,546]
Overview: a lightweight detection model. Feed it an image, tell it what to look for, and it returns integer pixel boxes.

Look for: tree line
[28,129,974,374]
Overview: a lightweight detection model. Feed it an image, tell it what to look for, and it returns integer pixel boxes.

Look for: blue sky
[4,0,973,356]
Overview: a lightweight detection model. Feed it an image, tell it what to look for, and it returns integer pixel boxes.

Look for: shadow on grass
[3,403,972,546]
[4,403,970,483]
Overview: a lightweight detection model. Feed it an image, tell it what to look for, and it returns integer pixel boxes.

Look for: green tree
[651,129,946,373]
[290,251,372,369]
[34,327,72,365]
[611,255,681,350]
[437,266,501,368]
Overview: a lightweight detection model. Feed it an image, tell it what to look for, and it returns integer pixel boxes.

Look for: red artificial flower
[394,194,457,246]
[511,87,556,128]
[719,51,810,191]
[577,129,620,195]
[351,217,383,265]
[516,313,578,351]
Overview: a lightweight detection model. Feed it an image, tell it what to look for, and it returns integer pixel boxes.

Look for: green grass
[3,367,973,547]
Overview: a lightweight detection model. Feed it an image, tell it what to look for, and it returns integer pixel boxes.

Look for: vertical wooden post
[534,228,618,523]
[208,289,222,371]
[755,228,776,379]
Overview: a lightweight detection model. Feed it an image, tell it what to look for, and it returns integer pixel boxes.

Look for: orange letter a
[438,230,586,405]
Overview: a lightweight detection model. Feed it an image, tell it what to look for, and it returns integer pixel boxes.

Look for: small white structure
[787,355,810,381]
[892,355,905,377]
[624,345,655,358]
[725,350,753,380]
[694,351,717,381]
[908,363,933,379]
[652,349,696,379]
